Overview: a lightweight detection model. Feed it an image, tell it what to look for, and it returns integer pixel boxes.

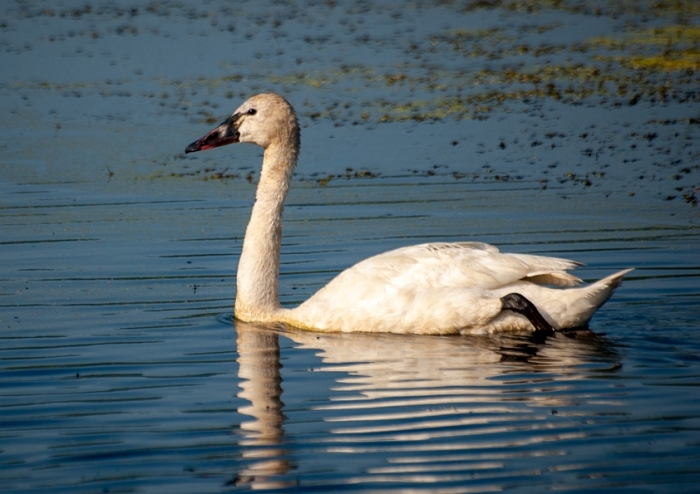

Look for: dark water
[2,1,700,492]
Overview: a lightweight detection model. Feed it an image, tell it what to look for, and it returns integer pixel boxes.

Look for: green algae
[5,0,696,196]
[6,0,697,129]
[589,25,700,72]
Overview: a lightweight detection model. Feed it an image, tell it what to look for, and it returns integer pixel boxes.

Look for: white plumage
[185,93,632,335]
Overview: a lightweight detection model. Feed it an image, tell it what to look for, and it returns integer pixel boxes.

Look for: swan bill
[185,114,241,153]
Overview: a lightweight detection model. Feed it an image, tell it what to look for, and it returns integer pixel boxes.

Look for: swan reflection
[234,322,292,489]
[234,321,618,486]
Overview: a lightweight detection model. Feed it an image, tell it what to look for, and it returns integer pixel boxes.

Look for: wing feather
[315,242,582,296]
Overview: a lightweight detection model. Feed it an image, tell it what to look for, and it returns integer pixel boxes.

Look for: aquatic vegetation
[589,25,700,72]
[3,0,697,127]
[0,0,697,207]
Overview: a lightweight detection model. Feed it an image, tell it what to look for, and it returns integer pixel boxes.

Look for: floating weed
[589,25,700,72]
[270,72,333,89]
[10,0,697,129]
[683,186,699,207]
[627,26,700,47]
[148,168,239,181]
[488,0,700,17]
[430,27,512,53]
[315,174,333,186]
[622,53,700,72]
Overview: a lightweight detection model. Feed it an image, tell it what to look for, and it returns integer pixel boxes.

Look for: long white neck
[234,141,297,321]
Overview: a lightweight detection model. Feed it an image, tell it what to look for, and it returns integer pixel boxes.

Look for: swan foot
[500,293,555,338]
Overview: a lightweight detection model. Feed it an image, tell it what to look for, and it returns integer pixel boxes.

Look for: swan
[185,93,632,336]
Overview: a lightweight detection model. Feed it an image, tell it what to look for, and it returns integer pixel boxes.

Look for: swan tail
[587,268,634,302]
[561,268,634,328]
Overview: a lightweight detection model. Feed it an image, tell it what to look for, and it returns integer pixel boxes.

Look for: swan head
[185,93,299,154]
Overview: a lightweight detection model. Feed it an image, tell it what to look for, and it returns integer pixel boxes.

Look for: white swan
[185,93,632,336]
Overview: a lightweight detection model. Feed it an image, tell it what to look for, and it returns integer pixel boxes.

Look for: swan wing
[294,242,581,326]
[340,242,582,290]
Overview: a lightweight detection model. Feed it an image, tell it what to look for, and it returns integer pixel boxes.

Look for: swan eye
[247,108,257,115]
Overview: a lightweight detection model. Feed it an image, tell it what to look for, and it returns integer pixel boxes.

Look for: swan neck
[235,143,296,320]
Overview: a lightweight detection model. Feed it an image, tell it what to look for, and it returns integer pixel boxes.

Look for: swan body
[185,93,632,335]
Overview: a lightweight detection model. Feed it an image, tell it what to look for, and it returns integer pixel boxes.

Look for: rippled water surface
[2,1,700,492]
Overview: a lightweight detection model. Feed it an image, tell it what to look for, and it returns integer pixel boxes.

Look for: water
[2,1,700,492]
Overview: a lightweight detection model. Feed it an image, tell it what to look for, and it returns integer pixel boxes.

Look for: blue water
[1,177,698,492]
[2,1,700,492]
